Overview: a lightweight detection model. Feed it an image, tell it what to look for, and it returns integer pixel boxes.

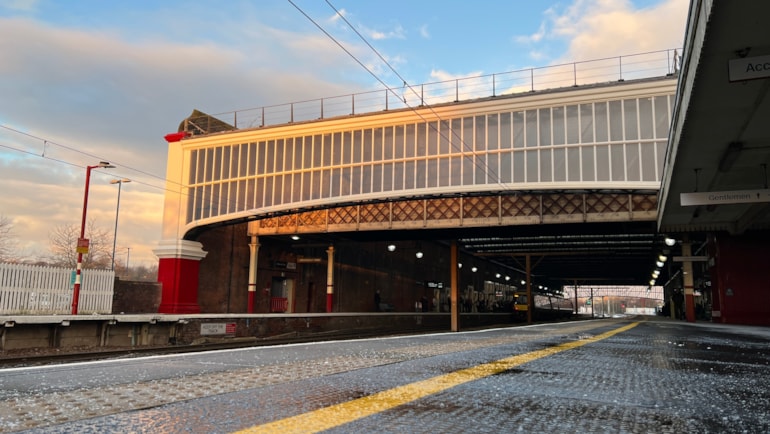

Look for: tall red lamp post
[72,161,115,314]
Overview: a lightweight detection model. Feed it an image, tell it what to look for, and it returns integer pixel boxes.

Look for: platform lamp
[110,179,131,272]
[72,161,115,315]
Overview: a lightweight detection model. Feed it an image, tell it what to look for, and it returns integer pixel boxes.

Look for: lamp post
[110,179,131,271]
[72,161,115,315]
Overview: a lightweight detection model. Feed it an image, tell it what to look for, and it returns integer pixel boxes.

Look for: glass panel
[263,177,273,207]
[294,137,303,170]
[487,114,498,150]
[361,164,371,194]
[227,182,236,213]
[275,140,285,173]
[313,135,323,168]
[568,147,580,182]
[415,123,425,157]
[566,105,579,144]
[283,172,292,203]
[595,145,609,181]
[439,120,450,154]
[363,130,372,163]
[553,148,565,182]
[213,147,222,181]
[372,164,383,192]
[580,104,593,143]
[654,96,670,139]
[374,128,384,161]
[500,112,512,149]
[385,161,405,190]
[656,141,667,180]
[526,150,538,182]
[266,140,275,173]
[641,142,656,181]
[386,126,397,160]
[292,173,302,202]
[552,107,565,146]
[204,149,214,182]
[639,97,653,140]
[302,172,311,201]
[240,144,249,177]
[405,124,415,158]
[475,115,486,151]
[250,178,259,209]
[194,186,203,220]
[190,150,199,184]
[406,160,427,188]
[283,139,293,172]
[526,110,538,148]
[327,133,342,166]
[223,146,231,180]
[321,170,331,198]
[609,100,623,141]
[230,145,241,178]
[463,154,474,185]
[273,175,283,205]
[450,156,462,186]
[321,134,331,167]
[626,143,640,181]
[342,132,352,164]
[427,158,438,188]
[500,151,512,183]
[248,143,257,176]
[474,154,485,184]
[427,122,437,156]
[330,168,340,197]
[624,99,638,140]
[304,136,313,169]
[238,179,246,211]
[340,167,351,196]
[438,157,450,187]
[352,166,362,195]
[311,169,321,198]
[539,108,551,147]
[513,111,524,149]
[580,146,596,181]
[513,150,525,183]
[353,131,362,163]
[487,153,499,184]
[595,102,608,143]
[611,144,625,181]
[257,142,266,175]
[539,149,552,182]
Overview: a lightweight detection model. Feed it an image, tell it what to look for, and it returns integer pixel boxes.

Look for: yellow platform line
[236,322,639,434]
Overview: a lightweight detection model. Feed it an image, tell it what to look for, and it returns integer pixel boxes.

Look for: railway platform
[0,316,768,433]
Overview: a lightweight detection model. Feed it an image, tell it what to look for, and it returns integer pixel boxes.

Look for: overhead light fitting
[659,254,668,262]
[387,244,396,252]
[415,251,423,259]
[472,267,478,272]
[664,237,677,247]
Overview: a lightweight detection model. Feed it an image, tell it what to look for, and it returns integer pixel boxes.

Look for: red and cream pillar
[326,245,335,312]
[247,236,260,313]
[154,239,208,313]
[681,237,696,322]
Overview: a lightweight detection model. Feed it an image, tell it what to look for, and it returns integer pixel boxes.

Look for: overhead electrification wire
[289,0,508,190]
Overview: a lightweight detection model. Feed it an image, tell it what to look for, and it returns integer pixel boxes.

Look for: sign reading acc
[728,54,770,82]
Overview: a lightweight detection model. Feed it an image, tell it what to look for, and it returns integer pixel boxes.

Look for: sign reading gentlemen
[728,54,770,82]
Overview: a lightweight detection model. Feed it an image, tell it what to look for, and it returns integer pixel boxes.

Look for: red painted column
[326,245,334,313]
[154,239,208,314]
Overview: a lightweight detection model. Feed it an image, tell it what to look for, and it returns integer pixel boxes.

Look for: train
[513,292,575,321]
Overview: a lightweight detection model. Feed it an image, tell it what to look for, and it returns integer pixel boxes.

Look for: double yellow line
[237,322,639,433]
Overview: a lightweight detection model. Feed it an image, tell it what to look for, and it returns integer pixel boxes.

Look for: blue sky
[0,0,689,267]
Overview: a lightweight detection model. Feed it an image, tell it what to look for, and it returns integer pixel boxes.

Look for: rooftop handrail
[187,48,680,136]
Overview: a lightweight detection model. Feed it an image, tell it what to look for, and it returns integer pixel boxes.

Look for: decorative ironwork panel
[259,217,280,229]
[631,194,657,212]
[392,200,425,222]
[298,210,326,227]
[463,196,499,218]
[328,206,358,225]
[543,194,583,216]
[426,198,461,220]
[359,203,391,224]
[501,195,540,217]
[586,194,629,213]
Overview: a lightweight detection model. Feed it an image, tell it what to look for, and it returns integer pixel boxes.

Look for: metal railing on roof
[187,48,680,136]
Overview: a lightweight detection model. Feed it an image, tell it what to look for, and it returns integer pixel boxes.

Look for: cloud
[0,14,370,265]
[419,24,430,39]
[514,0,688,63]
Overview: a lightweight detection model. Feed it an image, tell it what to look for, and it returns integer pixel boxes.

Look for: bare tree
[48,220,112,269]
[0,214,19,262]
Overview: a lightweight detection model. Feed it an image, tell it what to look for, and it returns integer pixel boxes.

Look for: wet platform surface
[1,316,768,433]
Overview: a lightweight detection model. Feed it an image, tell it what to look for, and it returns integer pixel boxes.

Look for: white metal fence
[0,263,115,315]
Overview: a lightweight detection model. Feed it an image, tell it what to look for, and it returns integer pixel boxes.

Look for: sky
[0,0,690,269]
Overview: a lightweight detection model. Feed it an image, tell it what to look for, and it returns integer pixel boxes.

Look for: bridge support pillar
[154,239,208,314]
